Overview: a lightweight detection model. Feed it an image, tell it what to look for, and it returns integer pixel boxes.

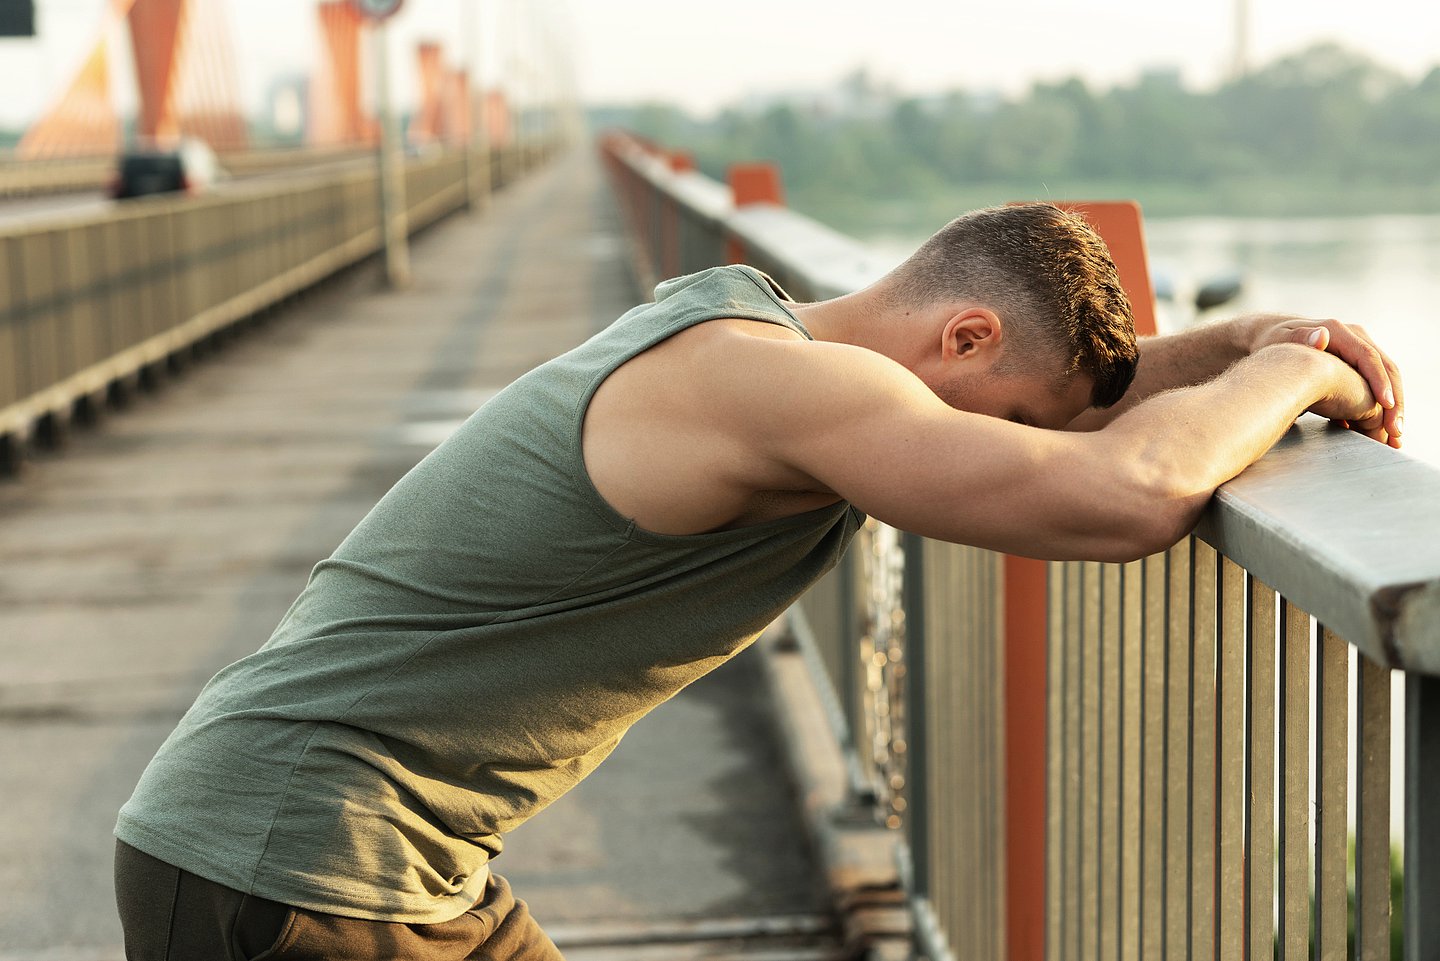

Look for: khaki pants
[114,841,564,961]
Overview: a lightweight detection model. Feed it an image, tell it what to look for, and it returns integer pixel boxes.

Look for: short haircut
[886,203,1139,408]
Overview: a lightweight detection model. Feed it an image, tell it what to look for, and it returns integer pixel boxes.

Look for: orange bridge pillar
[127,0,186,143]
[1004,199,1156,961]
[310,0,366,145]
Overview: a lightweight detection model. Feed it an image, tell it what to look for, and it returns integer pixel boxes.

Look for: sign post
[460,0,485,212]
[355,0,410,288]
[0,0,35,37]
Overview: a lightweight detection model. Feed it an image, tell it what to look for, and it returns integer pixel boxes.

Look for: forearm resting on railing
[1089,314,1253,421]
[1075,312,1402,442]
[1098,342,1381,553]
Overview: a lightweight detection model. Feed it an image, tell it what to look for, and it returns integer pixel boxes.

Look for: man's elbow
[1093,460,1209,563]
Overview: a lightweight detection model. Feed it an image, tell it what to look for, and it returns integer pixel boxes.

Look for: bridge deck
[0,151,839,959]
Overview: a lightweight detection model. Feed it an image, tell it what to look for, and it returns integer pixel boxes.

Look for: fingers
[1351,405,1386,433]
[1322,319,1392,408]
[1333,407,1390,446]
[1346,322,1405,447]
[1342,390,1388,445]
[1361,325,1406,446]
[1305,320,1404,449]
[1352,422,1390,445]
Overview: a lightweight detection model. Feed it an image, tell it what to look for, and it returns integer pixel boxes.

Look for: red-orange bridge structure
[16,0,512,159]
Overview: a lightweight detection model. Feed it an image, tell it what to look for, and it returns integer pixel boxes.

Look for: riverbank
[788,176,1440,237]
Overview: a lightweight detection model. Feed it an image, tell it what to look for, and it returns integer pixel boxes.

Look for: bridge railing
[0,143,552,469]
[0,146,373,197]
[0,153,114,197]
[598,130,1440,961]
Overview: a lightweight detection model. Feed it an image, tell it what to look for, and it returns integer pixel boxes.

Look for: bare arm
[1069,313,1404,446]
[743,339,1379,563]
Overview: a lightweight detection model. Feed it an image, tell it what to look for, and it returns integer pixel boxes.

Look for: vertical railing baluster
[1406,674,1440,960]
[1100,564,1121,961]
[945,546,960,951]
[1355,651,1391,961]
[1081,561,1101,961]
[1245,576,1277,961]
[977,548,992,960]
[1314,626,1349,961]
[1119,559,1142,961]
[1216,557,1245,960]
[901,533,930,909]
[1139,552,1166,961]
[1277,599,1311,961]
[1164,541,1192,960]
[973,553,984,961]
[1190,541,1217,961]
[1046,560,1064,961]
[943,544,960,953]
[1063,561,1081,961]
[960,546,977,960]
[938,541,950,956]
[837,550,858,793]
[988,553,1007,961]
[990,553,1002,961]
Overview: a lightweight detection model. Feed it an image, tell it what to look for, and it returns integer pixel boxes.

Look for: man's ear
[941,307,1003,362]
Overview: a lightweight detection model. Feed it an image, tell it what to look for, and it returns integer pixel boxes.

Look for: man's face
[911,304,1096,429]
[934,362,1095,430]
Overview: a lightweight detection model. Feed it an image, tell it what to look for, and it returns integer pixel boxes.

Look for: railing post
[1313,627,1349,959]
[1355,654,1391,961]
[826,548,876,812]
[1004,555,1048,961]
[1052,201,1157,337]
[726,162,784,265]
[1406,673,1440,959]
[902,533,930,898]
[666,152,693,276]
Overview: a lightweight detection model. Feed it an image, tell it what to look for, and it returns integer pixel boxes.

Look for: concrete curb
[755,615,913,961]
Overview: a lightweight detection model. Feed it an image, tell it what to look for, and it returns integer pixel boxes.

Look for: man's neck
[790,286,921,370]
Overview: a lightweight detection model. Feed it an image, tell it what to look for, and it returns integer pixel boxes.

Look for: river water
[1146,214,1440,468]
[868,213,1440,468]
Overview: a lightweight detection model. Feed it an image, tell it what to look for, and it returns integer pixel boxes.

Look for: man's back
[114,265,864,924]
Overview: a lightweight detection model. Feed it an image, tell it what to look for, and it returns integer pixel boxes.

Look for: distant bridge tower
[309,0,371,145]
[408,41,445,145]
[129,0,247,148]
[407,41,471,146]
[19,0,248,158]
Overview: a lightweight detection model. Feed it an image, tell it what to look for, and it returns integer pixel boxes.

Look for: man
[113,203,1401,960]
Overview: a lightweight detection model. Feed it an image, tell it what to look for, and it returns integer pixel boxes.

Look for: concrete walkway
[0,150,838,959]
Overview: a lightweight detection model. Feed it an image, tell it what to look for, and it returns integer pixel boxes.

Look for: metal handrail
[1195,415,1440,673]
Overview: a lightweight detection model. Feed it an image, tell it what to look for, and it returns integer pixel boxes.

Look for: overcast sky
[2,0,1438,128]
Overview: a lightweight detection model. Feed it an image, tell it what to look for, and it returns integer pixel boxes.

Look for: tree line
[593,42,1440,221]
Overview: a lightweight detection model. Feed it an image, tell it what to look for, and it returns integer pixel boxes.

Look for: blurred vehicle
[1153,265,1246,330]
[109,139,224,200]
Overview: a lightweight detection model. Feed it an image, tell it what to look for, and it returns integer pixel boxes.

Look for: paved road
[0,149,832,958]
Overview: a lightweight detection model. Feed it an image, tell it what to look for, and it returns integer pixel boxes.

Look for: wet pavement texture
[0,150,834,959]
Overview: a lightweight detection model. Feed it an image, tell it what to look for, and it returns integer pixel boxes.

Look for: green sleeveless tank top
[116,265,864,923]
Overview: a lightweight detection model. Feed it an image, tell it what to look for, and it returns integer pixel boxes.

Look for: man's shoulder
[653,317,888,400]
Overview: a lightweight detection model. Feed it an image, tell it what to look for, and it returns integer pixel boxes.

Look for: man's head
[881,203,1138,427]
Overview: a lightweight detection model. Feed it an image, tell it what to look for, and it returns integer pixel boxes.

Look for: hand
[1248,314,1404,448]
[1304,348,1388,442]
